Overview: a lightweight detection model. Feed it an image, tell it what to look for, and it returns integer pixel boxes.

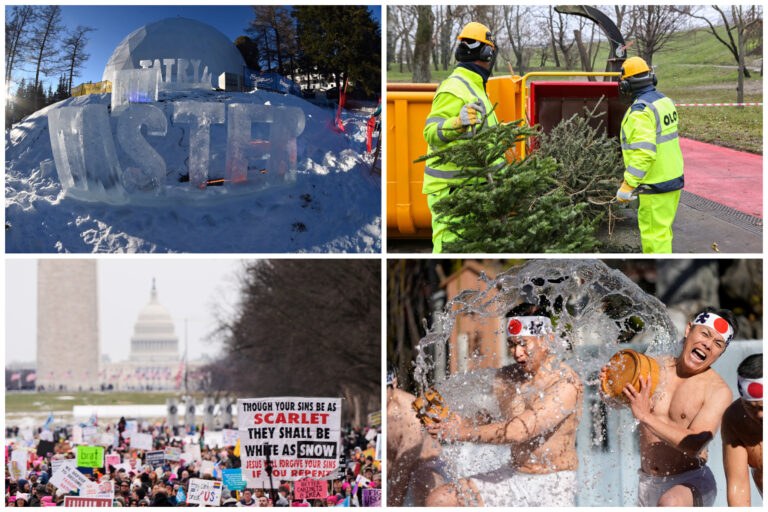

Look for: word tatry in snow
[47,101,306,202]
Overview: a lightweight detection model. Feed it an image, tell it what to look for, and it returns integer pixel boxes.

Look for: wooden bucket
[601,349,660,402]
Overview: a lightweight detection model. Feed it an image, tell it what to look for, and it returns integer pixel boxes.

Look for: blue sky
[9,5,381,90]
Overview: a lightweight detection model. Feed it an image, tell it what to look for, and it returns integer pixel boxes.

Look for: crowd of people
[5,419,381,507]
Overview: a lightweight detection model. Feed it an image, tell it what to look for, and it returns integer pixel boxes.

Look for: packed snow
[5,89,381,253]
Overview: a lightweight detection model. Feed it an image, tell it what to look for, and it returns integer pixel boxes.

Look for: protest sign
[22,428,34,441]
[81,480,115,500]
[367,410,381,428]
[186,478,223,506]
[164,446,181,461]
[40,430,54,442]
[82,426,98,444]
[37,440,56,457]
[200,460,214,476]
[222,468,247,491]
[125,420,138,433]
[182,444,201,463]
[52,458,77,475]
[63,496,112,507]
[105,453,121,468]
[294,478,328,500]
[355,474,371,488]
[237,397,342,484]
[130,432,152,451]
[72,426,83,444]
[221,428,239,446]
[145,450,165,468]
[50,463,89,493]
[77,446,104,468]
[11,449,28,476]
[98,433,114,447]
[362,488,381,507]
[375,434,382,461]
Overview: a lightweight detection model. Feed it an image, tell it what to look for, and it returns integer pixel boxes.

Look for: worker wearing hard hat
[616,57,685,253]
[422,22,505,253]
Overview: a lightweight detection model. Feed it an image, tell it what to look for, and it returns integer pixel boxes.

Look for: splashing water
[410,259,680,504]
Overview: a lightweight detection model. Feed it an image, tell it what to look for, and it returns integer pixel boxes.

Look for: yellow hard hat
[457,22,495,49]
[620,57,651,80]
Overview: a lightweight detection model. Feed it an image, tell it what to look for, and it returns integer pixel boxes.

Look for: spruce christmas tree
[417,113,602,253]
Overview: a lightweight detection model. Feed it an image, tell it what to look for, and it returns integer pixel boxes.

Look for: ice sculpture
[111,68,161,112]
[225,104,305,185]
[116,104,168,192]
[172,101,226,188]
[47,104,124,202]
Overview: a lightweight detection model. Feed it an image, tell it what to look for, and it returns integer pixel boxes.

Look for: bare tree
[630,6,690,65]
[412,6,433,82]
[27,5,64,109]
[684,5,761,101]
[503,6,534,76]
[5,6,37,90]
[247,6,297,78]
[60,25,94,92]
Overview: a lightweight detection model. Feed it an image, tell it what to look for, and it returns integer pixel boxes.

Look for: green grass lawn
[387,26,763,153]
[5,391,206,414]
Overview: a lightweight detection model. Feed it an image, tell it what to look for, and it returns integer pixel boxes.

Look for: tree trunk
[412,6,432,82]
[573,29,595,81]
[548,7,561,68]
[735,8,746,104]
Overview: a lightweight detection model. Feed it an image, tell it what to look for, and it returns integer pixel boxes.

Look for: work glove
[616,180,637,202]
[448,101,484,133]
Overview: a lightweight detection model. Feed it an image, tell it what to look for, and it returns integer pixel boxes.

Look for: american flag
[10,373,20,381]
[25,373,36,382]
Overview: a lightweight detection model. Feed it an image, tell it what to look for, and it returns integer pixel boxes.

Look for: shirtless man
[721,353,762,506]
[425,311,583,507]
[386,362,447,506]
[602,307,736,507]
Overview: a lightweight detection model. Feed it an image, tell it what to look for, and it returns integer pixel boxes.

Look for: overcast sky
[6,259,246,366]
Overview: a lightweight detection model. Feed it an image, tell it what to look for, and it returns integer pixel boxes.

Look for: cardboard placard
[294,478,328,500]
[375,434,382,461]
[40,430,54,442]
[222,468,247,491]
[362,488,381,507]
[129,432,153,451]
[145,450,165,468]
[105,454,121,469]
[37,440,56,457]
[51,458,77,476]
[164,447,181,461]
[49,463,88,493]
[186,478,223,506]
[237,397,341,484]
[200,460,215,476]
[221,429,239,446]
[63,496,112,507]
[76,446,104,468]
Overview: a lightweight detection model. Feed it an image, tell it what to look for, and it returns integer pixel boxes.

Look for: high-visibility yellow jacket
[620,90,684,193]
[422,66,506,195]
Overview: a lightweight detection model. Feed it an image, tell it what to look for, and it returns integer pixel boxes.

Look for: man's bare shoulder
[556,361,583,393]
[389,389,419,424]
[722,399,756,439]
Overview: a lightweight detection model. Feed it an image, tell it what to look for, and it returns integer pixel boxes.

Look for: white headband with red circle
[507,316,552,337]
[692,312,734,346]
[737,376,763,401]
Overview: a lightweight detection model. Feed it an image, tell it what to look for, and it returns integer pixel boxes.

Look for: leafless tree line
[6,5,94,106]
[388,5,762,92]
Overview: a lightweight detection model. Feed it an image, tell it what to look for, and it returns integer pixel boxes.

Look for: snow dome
[102,17,245,87]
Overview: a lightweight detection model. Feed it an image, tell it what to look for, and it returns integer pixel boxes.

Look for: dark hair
[692,307,739,338]
[509,302,546,317]
[737,353,762,379]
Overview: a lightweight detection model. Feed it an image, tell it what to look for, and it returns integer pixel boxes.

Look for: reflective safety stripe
[638,175,685,194]
[626,166,647,178]
[424,161,506,179]
[621,141,656,152]
[657,131,679,143]
[436,120,452,143]
[636,100,662,138]
[425,116,446,127]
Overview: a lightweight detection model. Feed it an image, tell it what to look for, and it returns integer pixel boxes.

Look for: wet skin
[425,335,582,506]
[721,397,763,506]
[600,323,733,506]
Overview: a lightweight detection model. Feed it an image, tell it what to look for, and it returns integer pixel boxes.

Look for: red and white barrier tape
[675,102,762,107]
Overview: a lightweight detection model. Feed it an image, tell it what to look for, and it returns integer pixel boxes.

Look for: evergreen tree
[292,6,380,96]
[418,113,603,253]
[234,36,261,71]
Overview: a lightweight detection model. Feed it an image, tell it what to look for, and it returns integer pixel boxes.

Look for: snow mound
[5,90,381,253]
